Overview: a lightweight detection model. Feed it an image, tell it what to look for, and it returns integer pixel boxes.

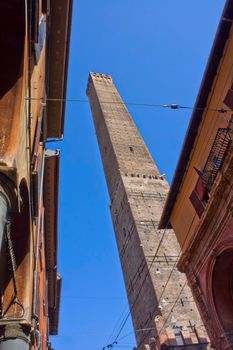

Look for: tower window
[173,326,184,346]
[129,146,134,153]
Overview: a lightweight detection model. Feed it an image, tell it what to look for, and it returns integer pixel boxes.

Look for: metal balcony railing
[202,128,232,192]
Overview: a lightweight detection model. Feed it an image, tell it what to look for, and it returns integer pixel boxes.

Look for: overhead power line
[62,295,124,300]
[24,97,231,113]
[102,214,205,350]
[100,226,169,350]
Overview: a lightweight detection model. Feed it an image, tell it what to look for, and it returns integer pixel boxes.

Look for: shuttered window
[173,326,184,346]
[190,189,205,218]
[224,89,233,110]
[42,0,50,14]
[195,176,207,201]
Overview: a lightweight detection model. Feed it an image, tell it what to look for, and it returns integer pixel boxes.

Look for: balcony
[201,127,232,192]
[190,126,232,218]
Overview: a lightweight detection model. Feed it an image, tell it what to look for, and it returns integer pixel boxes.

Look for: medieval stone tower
[86,72,209,350]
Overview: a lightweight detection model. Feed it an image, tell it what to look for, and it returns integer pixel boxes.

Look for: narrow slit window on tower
[173,326,184,346]
[223,86,233,110]
[129,146,134,153]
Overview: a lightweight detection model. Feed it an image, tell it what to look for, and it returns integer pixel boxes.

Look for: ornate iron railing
[202,128,232,192]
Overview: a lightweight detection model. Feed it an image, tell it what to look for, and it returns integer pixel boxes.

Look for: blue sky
[51,1,225,349]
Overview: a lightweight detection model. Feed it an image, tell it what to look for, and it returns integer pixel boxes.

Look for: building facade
[159,1,233,349]
[0,1,72,349]
[87,73,209,350]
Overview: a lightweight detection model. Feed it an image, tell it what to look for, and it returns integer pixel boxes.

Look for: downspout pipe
[0,191,9,315]
[0,192,30,350]
[0,191,8,305]
[0,322,30,350]
[0,337,29,350]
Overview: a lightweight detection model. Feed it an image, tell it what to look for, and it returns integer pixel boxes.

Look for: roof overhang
[49,274,62,335]
[159,0,233,229]
[43,149,59,311]
[46,0,73,139]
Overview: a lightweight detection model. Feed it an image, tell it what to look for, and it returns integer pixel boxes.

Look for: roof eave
[43,150,60,307]
[49,274,62,335]
[159,0,233,229]
[46,0,73,139]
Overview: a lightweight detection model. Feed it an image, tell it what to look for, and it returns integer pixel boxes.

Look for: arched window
[212,249,233,335]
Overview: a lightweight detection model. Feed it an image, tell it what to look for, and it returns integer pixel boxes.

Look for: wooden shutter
[42,0,50,14]
[189,190,205,218]
[195,176,207,201]
[224,89,233,110]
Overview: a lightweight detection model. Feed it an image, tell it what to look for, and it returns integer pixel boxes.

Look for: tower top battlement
[86,72,112,95]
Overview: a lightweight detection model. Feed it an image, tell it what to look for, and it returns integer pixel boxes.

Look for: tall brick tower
[86,73,209,350]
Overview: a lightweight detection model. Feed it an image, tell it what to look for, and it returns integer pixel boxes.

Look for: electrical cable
[107,305,131,344]
[100,327,158,350]
[107,201,176,345]
[107,229,177,348]
[98,115,233,350]
[24,97,232,114]
[101,207,206,350]
[77,88,233,350]
[158,282,187,336]
[101,226,169,350]
[62,295,125,300]
[134,216,198,349]
[133,215,202,349]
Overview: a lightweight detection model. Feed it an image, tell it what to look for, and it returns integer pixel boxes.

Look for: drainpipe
[0,340,29,350]
[0,192,30,349]
[0,322,30,349]
[0,191,8,301]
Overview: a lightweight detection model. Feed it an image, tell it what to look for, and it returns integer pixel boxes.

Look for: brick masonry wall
[87,73,209,350]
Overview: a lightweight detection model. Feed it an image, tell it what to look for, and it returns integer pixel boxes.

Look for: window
[173,326,184,346]
[224,88,233,110]
[189,176,207,218]
[194,174,208,201]
[34,16,46,64]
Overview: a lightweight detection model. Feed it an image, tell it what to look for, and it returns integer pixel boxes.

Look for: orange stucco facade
[0,1,72,349]
[169,25,233,252]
